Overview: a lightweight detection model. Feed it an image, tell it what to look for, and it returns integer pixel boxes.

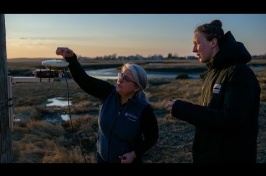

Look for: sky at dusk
[4,14,266,59]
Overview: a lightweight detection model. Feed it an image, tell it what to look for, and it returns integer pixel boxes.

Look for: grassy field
[6,58,266,163]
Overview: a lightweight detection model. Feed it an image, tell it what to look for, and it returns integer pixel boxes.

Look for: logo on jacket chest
[125,112,138,122]
[213,84,222,94]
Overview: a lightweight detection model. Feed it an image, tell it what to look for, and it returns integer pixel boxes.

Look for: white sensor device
[42,60,69,70]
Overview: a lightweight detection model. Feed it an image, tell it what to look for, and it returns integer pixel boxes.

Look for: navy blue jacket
[65,55,159,163]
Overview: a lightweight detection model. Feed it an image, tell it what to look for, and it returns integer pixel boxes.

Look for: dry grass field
[5,58,266,163]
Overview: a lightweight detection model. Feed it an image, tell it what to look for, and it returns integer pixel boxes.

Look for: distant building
[186,56,197,60]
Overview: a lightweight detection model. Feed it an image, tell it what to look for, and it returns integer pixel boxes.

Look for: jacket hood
[208,31,251,69]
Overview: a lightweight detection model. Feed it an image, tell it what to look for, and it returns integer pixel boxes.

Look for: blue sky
[5,14,266,59]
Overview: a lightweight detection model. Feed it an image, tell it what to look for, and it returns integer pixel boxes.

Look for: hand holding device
[56,47,74,58]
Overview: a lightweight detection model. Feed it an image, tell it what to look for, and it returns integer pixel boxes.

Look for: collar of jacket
[206,31,251,70]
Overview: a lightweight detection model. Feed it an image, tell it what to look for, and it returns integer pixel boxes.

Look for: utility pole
[0,14,12,163]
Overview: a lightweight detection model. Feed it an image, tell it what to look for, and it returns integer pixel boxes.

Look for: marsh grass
[7,58,266,163]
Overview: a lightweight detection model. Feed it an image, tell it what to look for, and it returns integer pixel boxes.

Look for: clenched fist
[56,47,74,58]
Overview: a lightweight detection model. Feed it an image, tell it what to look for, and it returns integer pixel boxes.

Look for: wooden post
[0,14,12,163]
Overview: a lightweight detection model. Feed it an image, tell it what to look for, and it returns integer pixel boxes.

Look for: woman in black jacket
[56,47,159,163]
[165,19,261,163]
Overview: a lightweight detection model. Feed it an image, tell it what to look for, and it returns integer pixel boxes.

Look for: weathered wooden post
[0,14,12,163]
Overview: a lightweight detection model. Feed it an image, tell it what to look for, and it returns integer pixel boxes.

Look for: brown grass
[7,58,266,163]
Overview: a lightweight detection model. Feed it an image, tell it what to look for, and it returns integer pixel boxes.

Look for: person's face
[116,69,139,97]
[192,31,216,63]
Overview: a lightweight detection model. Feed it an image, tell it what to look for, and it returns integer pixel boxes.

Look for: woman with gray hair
[56,47,159,163]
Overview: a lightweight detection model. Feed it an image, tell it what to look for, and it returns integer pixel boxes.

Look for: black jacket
[172,31,261,163]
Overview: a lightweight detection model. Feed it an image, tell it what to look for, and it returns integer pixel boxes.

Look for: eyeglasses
[117,73,136,84]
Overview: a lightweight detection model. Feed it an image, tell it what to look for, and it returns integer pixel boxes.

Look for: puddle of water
[46,97,72,107]
[61,114,70,121]
[44,97,72,122]
[44,98,98,123]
